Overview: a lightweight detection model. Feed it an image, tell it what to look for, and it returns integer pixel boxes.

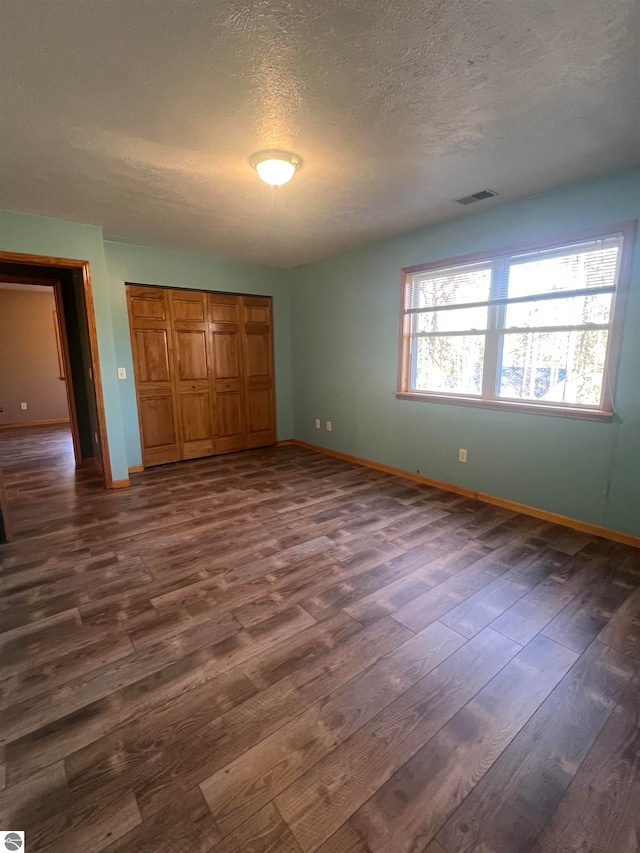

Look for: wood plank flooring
[0,424,639,853]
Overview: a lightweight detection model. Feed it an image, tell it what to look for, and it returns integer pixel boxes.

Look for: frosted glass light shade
[256,158,295,186]
[250,150,301,186]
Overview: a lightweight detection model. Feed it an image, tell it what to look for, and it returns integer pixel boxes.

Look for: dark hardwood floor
[0,424,639,853]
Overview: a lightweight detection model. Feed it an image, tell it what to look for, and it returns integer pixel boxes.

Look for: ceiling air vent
[455,189,499,205]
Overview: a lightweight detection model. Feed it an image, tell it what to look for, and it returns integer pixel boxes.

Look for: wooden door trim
[0,252,113,489]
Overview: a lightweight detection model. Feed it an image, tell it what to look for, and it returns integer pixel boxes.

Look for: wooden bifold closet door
[127,286,181,466]
[170,290,215,460]
[127,285,275,467]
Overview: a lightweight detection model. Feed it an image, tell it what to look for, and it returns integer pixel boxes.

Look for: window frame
[396,220,637,421]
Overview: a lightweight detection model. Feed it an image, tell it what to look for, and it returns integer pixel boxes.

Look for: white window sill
[395,391,615,422]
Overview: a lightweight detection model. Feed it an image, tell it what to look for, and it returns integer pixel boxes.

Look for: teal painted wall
[104,241,293,468]
[289,168,640,537]
[0,211,130,481]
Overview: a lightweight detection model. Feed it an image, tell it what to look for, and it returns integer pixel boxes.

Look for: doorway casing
[0,250,114,489]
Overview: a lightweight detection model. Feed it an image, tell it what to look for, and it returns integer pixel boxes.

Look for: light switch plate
[117,367,127,380]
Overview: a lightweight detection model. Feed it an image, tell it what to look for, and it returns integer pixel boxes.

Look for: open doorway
[0,252,113,539]
[0,279,78,540]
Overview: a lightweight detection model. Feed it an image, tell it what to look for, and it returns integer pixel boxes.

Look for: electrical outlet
[117,367,127,380]
[326,421,332,432]
[315,418,320,429]
[20,402,28,410]
[458,448,467,463]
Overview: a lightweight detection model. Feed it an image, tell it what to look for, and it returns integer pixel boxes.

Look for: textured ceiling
[0,0,638,267]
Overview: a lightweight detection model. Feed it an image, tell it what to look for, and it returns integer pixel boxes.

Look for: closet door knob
[192,384,197,389]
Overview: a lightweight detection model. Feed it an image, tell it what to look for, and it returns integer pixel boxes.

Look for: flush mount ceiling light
[250,150,301,187]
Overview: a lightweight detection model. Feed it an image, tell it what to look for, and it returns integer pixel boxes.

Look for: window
[397,223,635,419]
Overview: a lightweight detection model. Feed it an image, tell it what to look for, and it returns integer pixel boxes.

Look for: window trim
[396,220,637,419]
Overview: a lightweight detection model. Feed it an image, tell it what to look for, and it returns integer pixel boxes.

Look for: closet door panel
[133,329,171,382]
[209,294,246,452]
[246,388,274,434]
[244,332,271,379]
[127,286,181,467]
[243,303,271,324]
[242,297,275,448]
[215,392,245,453]
[175,330,209,380]
[129,287,168,322]
[179,391,214,457]
[209,299,239,324]
[169,291,215,459]
[139,395,178,451]
[212,332,242,384]
[172,295,207,322]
